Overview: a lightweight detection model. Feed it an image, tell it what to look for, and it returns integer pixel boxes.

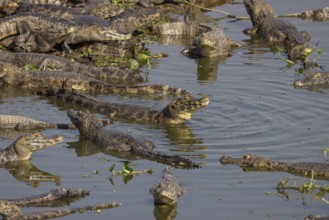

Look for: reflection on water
[153,204,177,220]
[1,160,61,187]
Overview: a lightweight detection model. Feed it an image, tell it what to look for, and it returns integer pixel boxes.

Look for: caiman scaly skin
[150,167,184,205]
[305,215,329,220]
[243,0,310,60]
[0,114,75,130]
[67,110,200,168]
[107,6,160,34]
[300,7,329,22]
[0,51,143,83]
[0,132,63,163]
[13,1,123,19]
[0,12,75,41]
[294,72,329,89]
[0,188,121,220]
[44,89,209,124]
[0,62,190,96]
[220,154,329,179]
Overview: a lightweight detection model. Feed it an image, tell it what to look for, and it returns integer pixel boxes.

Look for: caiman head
[14,132,63,160]
[166,95,209,123]
[88,25,132,41]
[0,62,19,85]
[67,110,111,139]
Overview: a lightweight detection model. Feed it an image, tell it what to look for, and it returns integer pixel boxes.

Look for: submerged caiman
[0,114,75,130]
[243,0,310,60]
[294,72,329,89]
[0,51,143,84]
[0,132,63,163]
[43,89,209,124]
[150,167,184,205]
[67,110,200,168]
[0,62,189,96]
[0,188,120,219]
[299,7,329,22]
[220,154,329,179]
[154,22,241,57]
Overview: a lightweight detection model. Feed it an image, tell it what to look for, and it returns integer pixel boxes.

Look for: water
[0,0,329,219]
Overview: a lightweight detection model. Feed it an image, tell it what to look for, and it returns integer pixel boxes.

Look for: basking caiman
[0,188,121,219]
[294,72,329,89]
[220,154,329,179]
[67,110,200,168]
[44,89,209,124]
[0,132,63,163]
[243,0,310,60]
[0,61,189,96]
[0,114,75,130]
[0,51,143,83]
[0,12,131,53]
[150,167,184,205]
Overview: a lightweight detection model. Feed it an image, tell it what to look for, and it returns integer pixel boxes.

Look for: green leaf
[122,162,133,174]
[109,164,115,172]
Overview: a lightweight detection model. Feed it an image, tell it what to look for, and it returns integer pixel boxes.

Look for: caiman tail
[134,148,201,169]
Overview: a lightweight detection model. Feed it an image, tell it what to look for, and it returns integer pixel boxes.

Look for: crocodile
[0,114,75,130]
[243,0,310,60]
[0,132,63,163]
[0,51,143,83]
[67,109,200,168]
[43,89,209,124]
[150,167,184,205]
[0,188,121,219]
[0,61,190,96]
[294,72,329,89]
[300,7,329,22]
[220,154,329,179]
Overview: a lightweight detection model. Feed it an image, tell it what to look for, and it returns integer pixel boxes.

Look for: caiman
[0,12,131,53]
[67,109,200,168]
[0,188,121,219]
[294,72,329,89]
[0,51,143,84]
[0,132,63,163]
[300,7,329,22]
[13,1,123,19]
[154,22,241,57]
[150,167,184,205]
[107,6,160,34]
[44,89,209,124]
[243,0,310,60]
[305,215,329,220]
[0,61,189,96]
[220,154,329,179]
[0,114,75,130]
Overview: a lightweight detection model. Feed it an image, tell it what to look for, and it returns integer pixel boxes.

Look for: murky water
[0,0,329,219]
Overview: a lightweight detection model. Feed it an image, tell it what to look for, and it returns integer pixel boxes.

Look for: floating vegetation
[109,162,154,184]
[271,43,325,73]
[276,170,329,204]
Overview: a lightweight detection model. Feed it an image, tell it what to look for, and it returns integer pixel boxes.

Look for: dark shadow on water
[153,204,177,220]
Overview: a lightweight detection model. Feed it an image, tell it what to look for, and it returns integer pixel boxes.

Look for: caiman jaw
[101,29,132,40]
[26,133,64,152]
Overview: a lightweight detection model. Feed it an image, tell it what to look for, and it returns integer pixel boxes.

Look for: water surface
[0,0,329,219]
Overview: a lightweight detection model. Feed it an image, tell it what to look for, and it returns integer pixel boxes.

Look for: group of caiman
[0,0,328,219]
